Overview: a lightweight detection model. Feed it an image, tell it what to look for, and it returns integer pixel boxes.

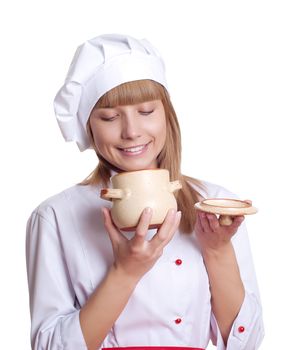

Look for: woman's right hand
[102,207,181,282]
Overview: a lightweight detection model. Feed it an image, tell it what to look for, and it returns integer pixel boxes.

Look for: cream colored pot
[100,169,182,231]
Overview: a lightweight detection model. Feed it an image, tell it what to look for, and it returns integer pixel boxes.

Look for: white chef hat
[53,34,168,151]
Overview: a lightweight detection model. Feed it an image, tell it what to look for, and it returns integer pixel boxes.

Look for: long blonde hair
[81,80,205,233]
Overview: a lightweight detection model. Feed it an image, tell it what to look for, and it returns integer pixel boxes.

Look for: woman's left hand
[194,211,245,254]
[195,205,249,343]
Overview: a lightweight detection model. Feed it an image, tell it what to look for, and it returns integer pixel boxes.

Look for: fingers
[164,210,182,244]
[196,211,218,232]
[102,207,125,247]
[196,211,244,233]
[151,209,181,247]
[206,213,220,232]
[195,211,204,232]
[132,207,153,245]
[230,215,245,229]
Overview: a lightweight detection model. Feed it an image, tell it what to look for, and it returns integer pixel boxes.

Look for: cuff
[211,291,264,349]
[226,290,264,349]
[60,310,87,349]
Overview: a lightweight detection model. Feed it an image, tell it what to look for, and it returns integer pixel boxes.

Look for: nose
[121,114,141,140]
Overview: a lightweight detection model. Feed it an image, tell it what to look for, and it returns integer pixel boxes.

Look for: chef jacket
[26,180,264,350]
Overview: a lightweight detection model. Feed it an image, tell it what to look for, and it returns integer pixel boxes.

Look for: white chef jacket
[26,180,264,350]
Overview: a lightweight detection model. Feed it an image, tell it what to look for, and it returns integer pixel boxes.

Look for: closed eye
[100,116,117,122]
[139,110,154,115]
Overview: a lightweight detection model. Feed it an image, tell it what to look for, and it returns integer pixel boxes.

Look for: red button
[238,326,245,333]
[175,259,182,265]
[175,318,182,324]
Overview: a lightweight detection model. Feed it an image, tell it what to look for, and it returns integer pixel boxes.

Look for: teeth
[122,145,146,152]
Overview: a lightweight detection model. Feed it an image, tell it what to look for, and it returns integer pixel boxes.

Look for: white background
[1,1,281,348]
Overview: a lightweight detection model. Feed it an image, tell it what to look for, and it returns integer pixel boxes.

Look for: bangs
[94,79,166,108]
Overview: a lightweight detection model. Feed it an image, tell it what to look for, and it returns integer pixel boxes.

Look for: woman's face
[89,99,167,172]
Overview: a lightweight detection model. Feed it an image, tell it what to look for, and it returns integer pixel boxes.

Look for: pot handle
[168,180,182,193]
[219,215,233,226]
[100,188,124,201]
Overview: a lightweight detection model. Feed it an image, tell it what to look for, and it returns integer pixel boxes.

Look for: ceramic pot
[100,169,182,231]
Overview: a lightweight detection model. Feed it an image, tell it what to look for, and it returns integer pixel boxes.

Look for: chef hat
[53,34,168,151]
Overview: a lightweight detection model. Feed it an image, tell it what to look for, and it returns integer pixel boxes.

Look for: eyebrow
[96,101,158,111]
[94,106,114,111]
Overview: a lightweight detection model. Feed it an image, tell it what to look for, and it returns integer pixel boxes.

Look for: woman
[26,34,264,350]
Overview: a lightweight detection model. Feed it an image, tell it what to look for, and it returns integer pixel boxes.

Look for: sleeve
[26,209,87,350]
[210,221,265,349]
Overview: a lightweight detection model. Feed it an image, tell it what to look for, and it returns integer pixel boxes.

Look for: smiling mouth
[118,142,151,154]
